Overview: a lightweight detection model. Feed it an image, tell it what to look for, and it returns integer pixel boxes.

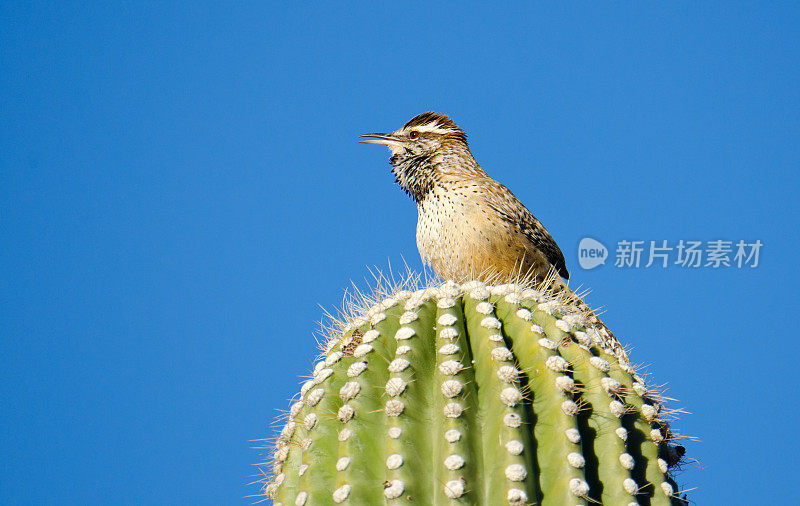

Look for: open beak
[358,133,404,147]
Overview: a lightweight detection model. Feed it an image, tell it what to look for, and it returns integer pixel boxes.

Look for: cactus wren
[360,111,568,285]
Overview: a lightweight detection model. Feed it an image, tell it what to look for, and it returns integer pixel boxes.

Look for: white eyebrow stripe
[409,123,457,134]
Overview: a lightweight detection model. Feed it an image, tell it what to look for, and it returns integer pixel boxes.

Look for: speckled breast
[415,185,543,282]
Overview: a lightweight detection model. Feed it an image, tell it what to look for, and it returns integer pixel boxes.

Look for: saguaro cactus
[259,281,687,505]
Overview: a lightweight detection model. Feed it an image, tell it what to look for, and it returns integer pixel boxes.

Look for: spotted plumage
[361,111,568,283]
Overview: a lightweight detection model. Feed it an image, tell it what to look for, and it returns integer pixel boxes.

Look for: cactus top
[259,280,688,505]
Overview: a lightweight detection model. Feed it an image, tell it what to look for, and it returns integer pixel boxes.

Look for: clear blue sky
[2,3,798,504]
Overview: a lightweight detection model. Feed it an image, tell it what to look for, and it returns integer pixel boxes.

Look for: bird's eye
[408,131,419,139]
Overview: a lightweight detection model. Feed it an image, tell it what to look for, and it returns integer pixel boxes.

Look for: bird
[359,111,568,285]
[360,111,622,354]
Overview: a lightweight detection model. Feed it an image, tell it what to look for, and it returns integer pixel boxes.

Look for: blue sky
[2,2,798,504]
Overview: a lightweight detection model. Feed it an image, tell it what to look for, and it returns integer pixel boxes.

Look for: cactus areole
[259,281,687,505]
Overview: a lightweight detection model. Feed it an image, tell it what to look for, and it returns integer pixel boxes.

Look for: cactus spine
[261,281,686,505]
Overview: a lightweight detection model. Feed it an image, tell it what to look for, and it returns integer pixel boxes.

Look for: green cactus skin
[261,281,687,505]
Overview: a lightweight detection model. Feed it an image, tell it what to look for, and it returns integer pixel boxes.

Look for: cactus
[258,280,687,505]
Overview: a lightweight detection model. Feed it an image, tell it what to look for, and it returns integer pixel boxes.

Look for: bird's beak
[358,133,404,147]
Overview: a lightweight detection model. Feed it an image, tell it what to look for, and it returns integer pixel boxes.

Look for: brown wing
[480,179,570,280]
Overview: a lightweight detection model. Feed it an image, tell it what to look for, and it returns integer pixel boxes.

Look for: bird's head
[360,112,470,202]
[360,111,468,162]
